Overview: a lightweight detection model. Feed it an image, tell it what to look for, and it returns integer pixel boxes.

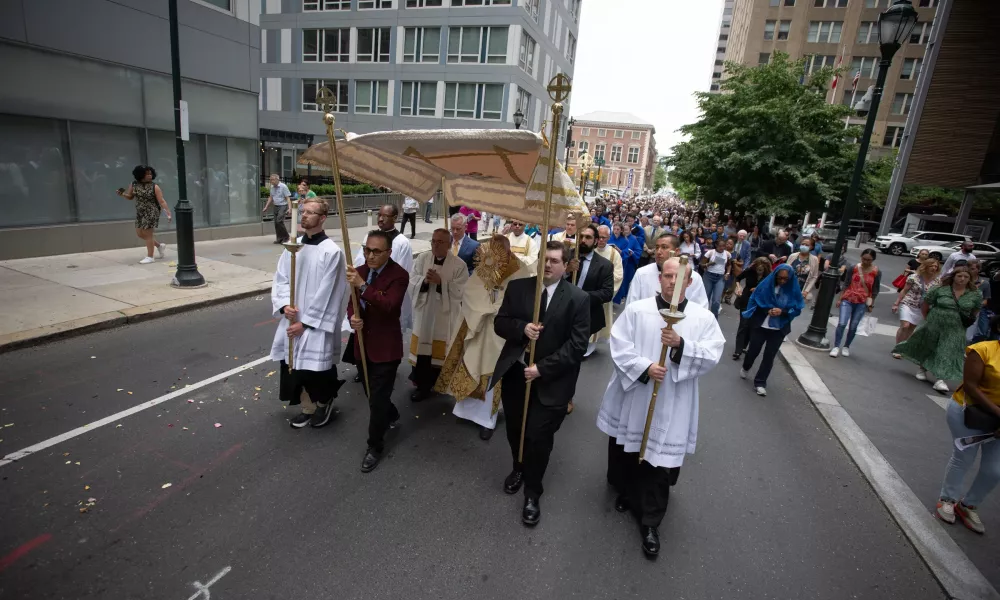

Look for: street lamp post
[513,107,525,130]
[577,151,594,197]
[797,0,918,350]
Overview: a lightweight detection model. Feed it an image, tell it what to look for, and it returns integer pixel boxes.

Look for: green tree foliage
[653,164,667,191]
[666,52,859,216]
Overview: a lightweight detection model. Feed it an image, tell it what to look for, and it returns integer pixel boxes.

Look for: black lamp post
[513,107,524,130]
[797,0,917,350]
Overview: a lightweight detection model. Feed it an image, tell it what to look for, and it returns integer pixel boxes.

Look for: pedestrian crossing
[927,393,951,410]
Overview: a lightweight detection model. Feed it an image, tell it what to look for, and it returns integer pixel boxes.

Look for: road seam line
[779,342,999,600]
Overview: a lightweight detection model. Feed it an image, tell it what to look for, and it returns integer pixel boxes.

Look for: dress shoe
[503,469,524,494]
[615,494,630,513]
[479,426,494,441]
[410,388,429,402]
[360,447,382,473]
[522,497,540,526]
[731,352,742,361]
[353,372,363,383]
[641,526,660,557]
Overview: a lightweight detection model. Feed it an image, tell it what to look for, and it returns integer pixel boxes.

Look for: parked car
[874,230,970,256]
[910,241,999,262]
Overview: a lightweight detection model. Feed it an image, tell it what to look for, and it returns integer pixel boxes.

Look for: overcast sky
[570,0,725,157]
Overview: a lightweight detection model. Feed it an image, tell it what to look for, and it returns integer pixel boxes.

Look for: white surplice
[270,236,349,371]
[597,297,725,468]
[506,232,539,268]
[594,244,624,341]
[351,229,415,331]
[408,251,469,366]
[626,263,709,309]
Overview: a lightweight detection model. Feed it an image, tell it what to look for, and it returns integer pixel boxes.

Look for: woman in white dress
[891,257,941,359]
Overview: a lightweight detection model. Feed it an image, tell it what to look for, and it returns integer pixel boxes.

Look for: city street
[0,293,945,599]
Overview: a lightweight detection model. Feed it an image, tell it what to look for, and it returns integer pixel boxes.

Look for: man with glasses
[346,230,410,473]
[506,219,539,269]
[270,198,349,430]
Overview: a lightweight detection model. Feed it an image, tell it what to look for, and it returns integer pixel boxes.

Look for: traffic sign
[595,158,605,166]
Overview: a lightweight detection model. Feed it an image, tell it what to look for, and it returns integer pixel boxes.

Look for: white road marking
[186,566,232,600]
[927,394,951,410]
[827,317,897,337]
[0,357,270,468]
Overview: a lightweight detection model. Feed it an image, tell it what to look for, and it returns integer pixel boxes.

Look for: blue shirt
[270,182,291,206]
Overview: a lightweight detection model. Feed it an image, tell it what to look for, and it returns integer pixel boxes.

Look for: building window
[807,21,843,43]
[400,81,437,116]
[627,147,640,164]
[712,72,722,79]
[891,93,913,116]
[778,21,790,40]
[406,0,442,7]
[719,34,729,41]
[910,21,932,44]
[197,0,233,9]
[578,140,589,154]
[597,128,607,137]
[710,84,720,91]
[900,57,921,81]
[581,128,590,136]
[715,59,724,66]
[516,87,532,124]
[614,130,624,139]
[524,0,539,22]
[758,52,771,65]
[303,0,350,9]
[631,131,641,140]
[805,54,837,74]
[814,0,848,6]
[917,0,938,6]
[443,82,503,120]
[519,33,536,75]
[594,143,606,161]
[570,0,582,21]
[865,0,883,6]
[447,26,508,64]
[764,20,776,40]
[785,0,796,4]
[610,145,623,162]
[857,21,877,43]
[358,0,393,7]
[355,80,389,114]
[303,29,350,63]
[566,33,577,64]
[403,27,441,63]
[302,79,347,112]
[452,0,512,4]
[850,55,878,78]
[883,125,904,148]
[357,28,391,62]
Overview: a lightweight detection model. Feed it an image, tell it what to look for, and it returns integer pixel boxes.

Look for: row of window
[302,26,577,68]
[301,0,582,24]
[574,140,642,164]
[576,127,643,140]
[768,0,937,7]
[764,19,933,44]
[300,79,509,120]
[792,55,922,80]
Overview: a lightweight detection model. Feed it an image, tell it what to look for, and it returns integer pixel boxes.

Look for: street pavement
[786,246,999,591]
[0,291,946,599]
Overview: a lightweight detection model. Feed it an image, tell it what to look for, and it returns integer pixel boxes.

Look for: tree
[652,164,667,191]
[666,52,859,216]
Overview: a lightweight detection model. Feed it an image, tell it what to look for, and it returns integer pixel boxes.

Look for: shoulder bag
[857,265,875,307]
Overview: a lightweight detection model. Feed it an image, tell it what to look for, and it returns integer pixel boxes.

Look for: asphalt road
[0,295,945,600]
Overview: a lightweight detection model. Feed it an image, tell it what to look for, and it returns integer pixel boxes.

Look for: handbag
[892,272,908,289]
[963,402,1000,432]
[960,308,977,329]
[857,265,875,308]
[857,315,878,337]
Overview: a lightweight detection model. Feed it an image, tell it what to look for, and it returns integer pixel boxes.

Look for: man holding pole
[489,242,590,527]
[597,257,724,556]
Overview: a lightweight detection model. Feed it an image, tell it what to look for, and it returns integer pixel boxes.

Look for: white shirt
[943,250,975,275]
[760,286,781,330]
[543,280,560,310]
[269,182,291,206]
[704,249,730,275]
[403,197,419,213]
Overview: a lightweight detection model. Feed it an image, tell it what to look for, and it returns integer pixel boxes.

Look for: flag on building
[851,70,860,92]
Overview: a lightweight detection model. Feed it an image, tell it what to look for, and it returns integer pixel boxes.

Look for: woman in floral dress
[117,165,171,264]
[891,257,941,358]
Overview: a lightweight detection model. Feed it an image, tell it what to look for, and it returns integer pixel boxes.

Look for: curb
[0,282,271,355]
[779,342,999,600]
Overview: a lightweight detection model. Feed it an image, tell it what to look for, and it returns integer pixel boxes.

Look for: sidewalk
[0,219,438,352]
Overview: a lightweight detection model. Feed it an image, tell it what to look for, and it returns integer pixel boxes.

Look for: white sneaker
[933,380,949,393]
[915,370,927,381]
[841,347,851,357]
[755,386,767,396]
[829,347,840,358]
[957,502,985,534]
[936,500,956,524]
[157,243,167,259]
[740,368,749,380]
[139,256,155,264]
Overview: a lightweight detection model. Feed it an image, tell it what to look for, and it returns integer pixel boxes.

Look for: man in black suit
[489,241,591,527]
[567,223,615,358]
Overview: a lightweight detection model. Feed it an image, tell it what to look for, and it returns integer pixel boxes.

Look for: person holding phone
[117,164,171,264]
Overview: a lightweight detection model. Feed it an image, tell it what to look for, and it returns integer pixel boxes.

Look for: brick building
[566,111,656,194]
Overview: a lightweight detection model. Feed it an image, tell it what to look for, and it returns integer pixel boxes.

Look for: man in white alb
[626,233,709,309]
[506,219,540,269]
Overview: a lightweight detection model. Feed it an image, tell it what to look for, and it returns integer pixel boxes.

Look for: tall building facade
[710,0,736,91]
[723,0,939,152]
[566,111,656,194]
[0,0,262,260]
[258,0,581,178]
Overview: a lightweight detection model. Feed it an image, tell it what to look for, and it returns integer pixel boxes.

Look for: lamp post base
[171,204,206,288]
[795,268,840,351]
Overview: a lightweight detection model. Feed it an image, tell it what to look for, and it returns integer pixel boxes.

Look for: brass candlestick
[282,201,302,372]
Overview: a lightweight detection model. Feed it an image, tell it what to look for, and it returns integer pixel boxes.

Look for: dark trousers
[365,360,401,452]
[607,438,680,527]
[277,361,344,405]
[408,355,440,393]
[741,327,784,388]
[734,314,752,355]
[272,204,289,242]
[468,231,478,241]
[424,202,433,222]
[401,212,417,237]
[501,366,567,500]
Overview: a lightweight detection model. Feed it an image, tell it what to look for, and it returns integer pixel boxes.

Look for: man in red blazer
[346,230,410,473]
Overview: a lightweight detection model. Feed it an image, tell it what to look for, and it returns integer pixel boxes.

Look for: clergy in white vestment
[505,219,539,269]
[407,229,470,402]
[434,235,533,440]
[597,257,725,556]
[593,224,623,343]
[626,233,709,310]
[270,197,350,430]
[548,214,577,245]
[352,204,415,334]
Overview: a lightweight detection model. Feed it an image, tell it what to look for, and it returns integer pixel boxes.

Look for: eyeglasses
[362,247,387,256]
[301,210,324,216]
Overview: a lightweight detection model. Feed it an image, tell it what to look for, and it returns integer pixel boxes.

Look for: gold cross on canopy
[547,73,572,102]
[316,86,337,114]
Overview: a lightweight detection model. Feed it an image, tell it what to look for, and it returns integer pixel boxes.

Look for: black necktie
[538,287,549,324]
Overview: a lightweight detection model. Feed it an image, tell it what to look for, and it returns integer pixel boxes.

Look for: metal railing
[261,191,446,221]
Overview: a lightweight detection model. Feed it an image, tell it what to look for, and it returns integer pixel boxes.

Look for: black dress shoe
[732,352,742,361]
[503,469,524,494]
[615,494,630,513]
[522,497,540,526]
[641,526,660,556]
[479,426,494,441]
[410,388,429,402]
[354,372,363,383]
[360,447,382,473]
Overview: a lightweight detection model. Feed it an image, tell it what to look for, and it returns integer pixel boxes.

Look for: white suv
[874,230,970,256]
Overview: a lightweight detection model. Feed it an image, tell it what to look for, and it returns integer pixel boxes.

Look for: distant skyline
[570,0,725,157]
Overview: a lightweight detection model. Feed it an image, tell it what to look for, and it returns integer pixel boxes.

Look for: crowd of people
[265,190,999,553]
